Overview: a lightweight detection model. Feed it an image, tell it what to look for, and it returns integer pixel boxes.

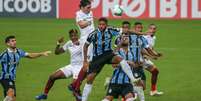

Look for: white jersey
[76,10,95,43]
[143,35,156,48]
[62,40,83,65]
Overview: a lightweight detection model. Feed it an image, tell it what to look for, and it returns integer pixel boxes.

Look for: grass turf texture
[0,18,201,101]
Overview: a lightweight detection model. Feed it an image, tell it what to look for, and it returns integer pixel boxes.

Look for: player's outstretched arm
[145,48,162,58]
[26,51,51,59]
[129,29,148,35]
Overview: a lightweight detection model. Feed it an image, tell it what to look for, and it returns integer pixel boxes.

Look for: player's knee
[49,74,57,81]
[152,68,159,75]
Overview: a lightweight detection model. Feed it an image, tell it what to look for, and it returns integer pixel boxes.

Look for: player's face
[83,4,91,14]
[134,24,143,32]
[98,21,107,31]
[122,24,130,33]
[148,25,157,33]
[7,38,17,49]
[121,35,129,46]
[70,33,79,43]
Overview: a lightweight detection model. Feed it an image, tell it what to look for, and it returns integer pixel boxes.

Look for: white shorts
[143,59,154,69]
[59,64,82,79]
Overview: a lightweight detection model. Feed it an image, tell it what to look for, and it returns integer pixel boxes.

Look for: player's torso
[0,49,22,80]
[67,42,83,65]
[76,10,95,42]
[143,35,156,47]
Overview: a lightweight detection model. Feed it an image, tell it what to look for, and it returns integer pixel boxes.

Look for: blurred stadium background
[0,0,201,101]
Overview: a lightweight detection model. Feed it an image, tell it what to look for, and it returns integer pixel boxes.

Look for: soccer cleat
[68,84,82,101]
[150,90,164,96]
[35,94,47,100]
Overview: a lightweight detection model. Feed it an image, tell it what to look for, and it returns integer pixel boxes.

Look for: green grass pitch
[0,18,201,101]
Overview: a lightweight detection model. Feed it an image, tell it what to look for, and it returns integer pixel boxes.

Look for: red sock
[151,68,159,91]
[44,79,55,95]
[72,67,87,91]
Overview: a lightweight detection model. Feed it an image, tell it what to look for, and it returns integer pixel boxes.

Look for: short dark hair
[122,21,130,26]
[69,29,78,36]
[149,23,157,28]
[98,17,108,24]
[79,0,91,8]
[5,35,15,43]
[134,22,142,26]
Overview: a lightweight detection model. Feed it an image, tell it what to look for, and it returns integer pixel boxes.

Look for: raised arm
[54,37,65,55]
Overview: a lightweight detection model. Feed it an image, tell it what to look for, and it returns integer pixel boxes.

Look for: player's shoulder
[0,50,8,58]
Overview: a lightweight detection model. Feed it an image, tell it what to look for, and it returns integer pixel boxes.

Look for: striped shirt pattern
[110,48,134,84]
[0,48,27,80]
[86,27,120,57]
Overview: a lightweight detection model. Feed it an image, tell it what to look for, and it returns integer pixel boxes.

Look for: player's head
[98,17,108,31]
[69,29,79,43]
[5,35,16,49]
[148,24,157,34]
[79,0,91,14]
[120,35,129,47]
[122,21,131,34]
[134,22,143,32]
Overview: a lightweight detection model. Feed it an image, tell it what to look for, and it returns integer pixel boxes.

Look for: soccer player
[35,29,83,100]
[128,22,162,101]
[143,24,163,96]
[69,0,95,97]
[0,35,51,101]
[102,35,138,101]
[81,17,139,101]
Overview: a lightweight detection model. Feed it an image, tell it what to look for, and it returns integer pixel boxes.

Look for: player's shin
[82,83,93,101]
[133,86,145,101]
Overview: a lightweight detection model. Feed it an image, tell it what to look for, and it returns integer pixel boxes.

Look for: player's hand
[157,53,163,57]
[57,37,64,44]
[42,51,52,56]
[83,61,89,69]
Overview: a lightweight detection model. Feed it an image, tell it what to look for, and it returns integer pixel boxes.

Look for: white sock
[133,86,145,101]
[82,83,93,101]
[3,96,13,101]
[120,60,136,82]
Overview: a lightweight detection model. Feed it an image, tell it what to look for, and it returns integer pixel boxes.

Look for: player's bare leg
[145,65,163,96]
[35,70,66,100]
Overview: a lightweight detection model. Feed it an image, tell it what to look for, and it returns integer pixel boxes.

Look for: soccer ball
[112,5,123,16]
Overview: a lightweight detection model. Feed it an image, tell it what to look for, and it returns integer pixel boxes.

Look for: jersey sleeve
[141,37,149,48]
[86,31,95,45]
[62,41,71,51]
[76,11,84,22]
[108,27,121,36]
[17,49,28,57]
[114,35,121,47]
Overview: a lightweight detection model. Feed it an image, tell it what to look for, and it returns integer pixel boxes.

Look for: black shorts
[88,51,115,74]
[106,83,133,98]
[0,79,16,97]
[132,67,146,81]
